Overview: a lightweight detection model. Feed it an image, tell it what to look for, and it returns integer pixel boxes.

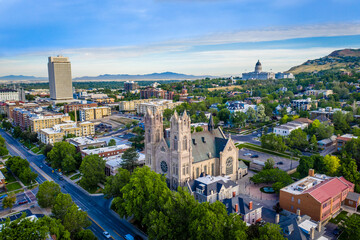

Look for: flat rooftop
[195,175,231,185]
[281,174,331,195]
[69,137,105,146]
[81,144,131,155]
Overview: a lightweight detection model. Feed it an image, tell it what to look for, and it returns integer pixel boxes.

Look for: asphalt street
[1,129,146,240]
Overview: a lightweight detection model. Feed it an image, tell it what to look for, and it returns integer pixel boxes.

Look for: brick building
[279,169,354,222]
[80,144,130,158]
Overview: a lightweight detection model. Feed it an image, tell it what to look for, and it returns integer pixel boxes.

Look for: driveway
[239,148,299,172]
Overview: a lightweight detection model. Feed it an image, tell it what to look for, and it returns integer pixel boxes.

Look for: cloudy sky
[1,0,360,77]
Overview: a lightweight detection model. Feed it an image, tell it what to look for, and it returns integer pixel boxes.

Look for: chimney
[275,214,280,224]
[235,204,239,213]
[317,221,322,232]
[249,201,253,210]
[310,227,315,240]
[296,209,301,216]
[233,191,236,197]
[308,169,315,177]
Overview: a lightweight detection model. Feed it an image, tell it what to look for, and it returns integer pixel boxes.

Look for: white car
[103,232,111,239]
[243,153,252,156]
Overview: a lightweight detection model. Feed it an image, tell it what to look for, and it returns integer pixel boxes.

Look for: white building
[242,60,275,80]
[273,119,311,136]
[275,72,295,79]
[0,89,22,102]
[104,153,145,176]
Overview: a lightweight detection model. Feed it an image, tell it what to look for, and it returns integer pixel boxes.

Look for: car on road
[333,228,341,236]
[59,176,64,181]
[276,162,284,165]
[125,234,134,240]
[39,165,43,168]
[18,199,28,205]
[257,134,261,137]
[250,155,259,158]
[103,232,111,239]
[243,153,252,156]
[0,194,8,200]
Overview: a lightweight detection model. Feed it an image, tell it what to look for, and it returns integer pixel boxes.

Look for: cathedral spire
[208,114,215,132]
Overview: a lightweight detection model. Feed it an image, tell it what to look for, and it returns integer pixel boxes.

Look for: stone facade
[145,109,240,189]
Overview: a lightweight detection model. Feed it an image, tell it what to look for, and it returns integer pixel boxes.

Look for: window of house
[291,196,294,202]
[298,199,300,204]
[291,205,294,210]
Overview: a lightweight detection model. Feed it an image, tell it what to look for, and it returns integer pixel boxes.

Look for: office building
[48,56,73,101]
[137,99,182,115]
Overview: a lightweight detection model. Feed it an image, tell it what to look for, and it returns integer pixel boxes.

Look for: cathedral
[145,109,241,189]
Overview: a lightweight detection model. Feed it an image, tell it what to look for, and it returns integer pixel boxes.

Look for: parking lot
[239,148,299,172]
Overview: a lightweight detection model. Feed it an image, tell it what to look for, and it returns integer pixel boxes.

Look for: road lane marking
[88,216,116,240]
[113,230,125,239]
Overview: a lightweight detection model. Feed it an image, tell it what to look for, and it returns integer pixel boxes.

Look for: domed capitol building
[242,60,276,80]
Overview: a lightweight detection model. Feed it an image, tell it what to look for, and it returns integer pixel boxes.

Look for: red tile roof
[337,137,353,141]
[304,177,354,203]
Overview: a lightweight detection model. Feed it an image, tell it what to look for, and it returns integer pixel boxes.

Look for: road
[231,131,261,145]
[1,129,146,240]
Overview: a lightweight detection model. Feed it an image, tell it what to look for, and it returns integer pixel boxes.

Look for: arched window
[226,157,233,175]
[156,130,160,142]
[183,136,187,150]
[174,136,178,150]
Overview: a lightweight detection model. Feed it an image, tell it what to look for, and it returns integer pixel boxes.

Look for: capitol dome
[255,60,262,73]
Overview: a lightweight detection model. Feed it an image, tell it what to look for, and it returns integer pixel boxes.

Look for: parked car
[250,155,259,158]
[18,199,28,205]
[276,162,284,165]
[333,228,341,236]
[243,153,252,156]
[39,165,43,168]
[58,176,64,181]
[0,194,8,200]
[103,232,111,239]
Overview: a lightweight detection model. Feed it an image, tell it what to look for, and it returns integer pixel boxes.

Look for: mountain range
[0,72,213,82]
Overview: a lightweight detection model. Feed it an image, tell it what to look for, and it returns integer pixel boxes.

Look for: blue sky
[1,0,360,77]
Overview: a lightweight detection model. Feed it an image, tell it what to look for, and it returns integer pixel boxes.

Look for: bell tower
[144,108,163,171]
[170,111,192,189]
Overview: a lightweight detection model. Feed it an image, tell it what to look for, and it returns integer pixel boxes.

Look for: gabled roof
[223,196,262,215]
[191,175,237,196]
[346,191,360,202]
[304,177,354,203]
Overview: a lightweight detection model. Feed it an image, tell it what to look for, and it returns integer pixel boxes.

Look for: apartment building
[4,101,39,119]
[92,97,115,104]
[279,169,354,222]
[137,99,182,115]
[291,98,318,111]
[79,106,111,121]
[119,99,152,112]
[124,81,139,92]
[38,121,95,145]
[310,107,348,120]
[140,87,166,99]
[63,102,97,113]
[305,90,333,97]
[67,137,106,151]
[30,114,71,132]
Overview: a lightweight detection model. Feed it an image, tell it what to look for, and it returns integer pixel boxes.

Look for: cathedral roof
[256,60,261,66]
[191,128,229,163]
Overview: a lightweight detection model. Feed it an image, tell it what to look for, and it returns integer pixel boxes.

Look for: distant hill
[288,48,360,74]
[73,72,213,80]
[0,75,47,81]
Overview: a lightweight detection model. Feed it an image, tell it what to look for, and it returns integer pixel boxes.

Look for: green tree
[343,138,360,167]
[2,192,16,211]
[0,146,8,156]
[339,158,360,184]
[264,158,275,170]
[47,141,77,172]
[247,107,257,122]
[231,111,247,128]
[79,154,106,191]
[62,205,91,235]
[195,126,203,132]
[121,148,139,172]
[287,128,309,151]
[256,104,266,122]
[280,115,289,124]
[52,193,75,220]
[297,156,314,177]
[309,135,318,152]
[218,108,231,123]
[113,166,171,226]
[12,126,22,138]
[260,133,287,152]
[323,155,340,176]
[108,139,116,146]
[250,168,293,193]
[36,181,61,208]
[125,123,132,129]
[258,223,286,240]
[103,168,131,198]
[75,229,97,240]
[340,213,360,239]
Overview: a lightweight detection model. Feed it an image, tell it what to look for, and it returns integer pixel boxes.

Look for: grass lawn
[70,173,81,181]
[31,147,41,154]
[1,169,17,183]
[78,182,103,194]
[6,182,22,192]
[330,211,348,224]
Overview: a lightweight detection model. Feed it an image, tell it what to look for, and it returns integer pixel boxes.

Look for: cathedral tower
[144,108,163,171]
[169,111,193,188]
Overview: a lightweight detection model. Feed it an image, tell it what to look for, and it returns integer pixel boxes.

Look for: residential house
[336,134,358,151]
[223,196,262,225]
